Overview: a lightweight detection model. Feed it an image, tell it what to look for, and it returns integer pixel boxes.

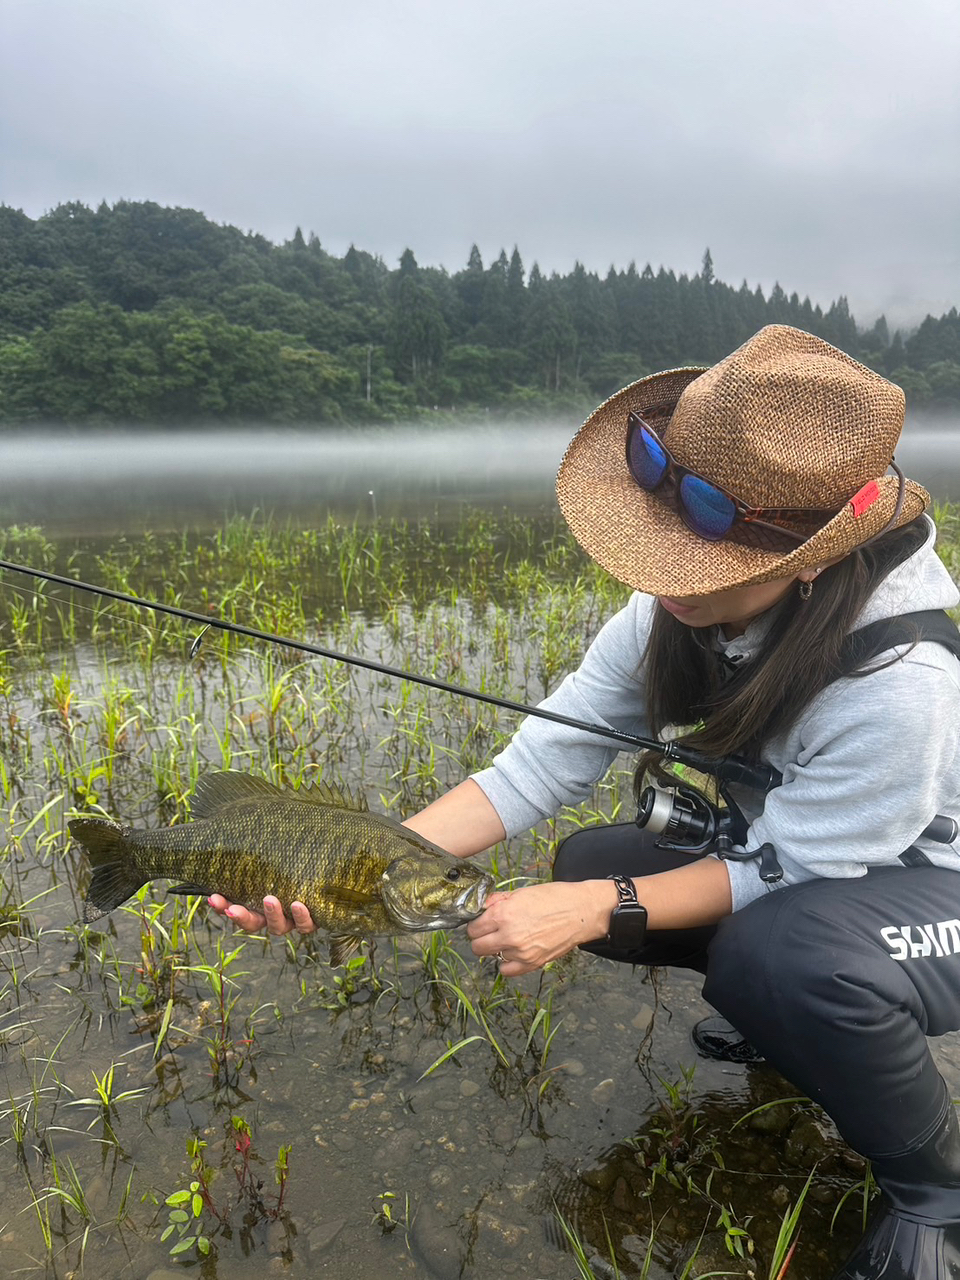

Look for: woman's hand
[466,880,616,977]
[207,894,316,936]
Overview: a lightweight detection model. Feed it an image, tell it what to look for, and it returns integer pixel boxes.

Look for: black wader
[554,827,960,1277]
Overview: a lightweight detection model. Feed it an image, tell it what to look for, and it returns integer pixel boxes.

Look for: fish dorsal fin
[190,771,284,819]
[190,771,369,819]
[297,781,369,812]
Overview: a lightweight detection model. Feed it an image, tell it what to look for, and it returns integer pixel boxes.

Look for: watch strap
[609,873,640,907]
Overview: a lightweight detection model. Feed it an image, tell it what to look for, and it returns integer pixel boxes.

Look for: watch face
[609,904,648,951]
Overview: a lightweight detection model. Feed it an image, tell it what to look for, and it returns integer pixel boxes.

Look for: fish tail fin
[68,818,147,922]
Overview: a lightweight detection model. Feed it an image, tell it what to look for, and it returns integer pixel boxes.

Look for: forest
[1,200,958,425]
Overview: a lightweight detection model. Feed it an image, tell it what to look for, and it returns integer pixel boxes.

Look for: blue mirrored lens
[679,474,737,540]
[628,425,668,490]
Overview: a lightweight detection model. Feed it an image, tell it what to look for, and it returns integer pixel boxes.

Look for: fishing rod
[0,557,781,793]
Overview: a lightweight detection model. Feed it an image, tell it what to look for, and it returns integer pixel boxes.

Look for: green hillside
[1,201,957,424]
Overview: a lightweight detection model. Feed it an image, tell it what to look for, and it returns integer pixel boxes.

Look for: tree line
[0,200,958,425]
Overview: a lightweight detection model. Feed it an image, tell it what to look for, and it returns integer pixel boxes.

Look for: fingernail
[225,908,238,920]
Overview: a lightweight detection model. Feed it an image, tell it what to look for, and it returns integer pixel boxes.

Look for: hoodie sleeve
[471,592,654,834]
[723,649,960,912]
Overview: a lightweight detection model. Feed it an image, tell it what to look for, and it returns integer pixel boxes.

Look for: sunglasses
[625,412,840,549]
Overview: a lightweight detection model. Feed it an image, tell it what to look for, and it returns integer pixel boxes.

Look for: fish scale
[68,770,494,965]
[134,802,399,931]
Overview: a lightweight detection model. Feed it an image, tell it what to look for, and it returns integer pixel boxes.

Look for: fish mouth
[455,874,493,920]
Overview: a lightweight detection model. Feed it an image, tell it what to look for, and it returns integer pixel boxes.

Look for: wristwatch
[606,874,648,950]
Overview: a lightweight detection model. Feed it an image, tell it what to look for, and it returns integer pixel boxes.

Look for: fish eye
[444,867,462,882]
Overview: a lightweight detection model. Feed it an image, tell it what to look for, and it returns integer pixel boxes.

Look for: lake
[1,418,958,536]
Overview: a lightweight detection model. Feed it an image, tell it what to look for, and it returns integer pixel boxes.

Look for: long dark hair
[639,517,929,775]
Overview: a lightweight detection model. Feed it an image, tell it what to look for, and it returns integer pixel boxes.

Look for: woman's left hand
[466,880,613,977]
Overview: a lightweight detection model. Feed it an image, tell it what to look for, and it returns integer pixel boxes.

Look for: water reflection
[2,419,957,536]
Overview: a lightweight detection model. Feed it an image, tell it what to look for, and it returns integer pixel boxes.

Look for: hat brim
[556,368,929,597]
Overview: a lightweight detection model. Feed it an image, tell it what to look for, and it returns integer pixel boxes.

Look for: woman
[212,325,960,1279]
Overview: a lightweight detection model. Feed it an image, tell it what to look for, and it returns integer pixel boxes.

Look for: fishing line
[0,557,781,791]
[0,574,180,656]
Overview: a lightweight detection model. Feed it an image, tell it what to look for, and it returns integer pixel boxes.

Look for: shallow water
[0,502,958,1278]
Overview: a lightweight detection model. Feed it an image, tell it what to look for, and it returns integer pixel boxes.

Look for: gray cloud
[2,0,958,327]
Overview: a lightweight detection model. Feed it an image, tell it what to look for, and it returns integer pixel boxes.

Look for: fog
[2,421,958,537]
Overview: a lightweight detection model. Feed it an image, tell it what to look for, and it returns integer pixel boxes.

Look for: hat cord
[856,462,906,551]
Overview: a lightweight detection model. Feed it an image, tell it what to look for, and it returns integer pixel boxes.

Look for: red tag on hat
[849,481,881,518]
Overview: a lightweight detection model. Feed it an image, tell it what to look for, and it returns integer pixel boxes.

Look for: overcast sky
[3,0,958,329]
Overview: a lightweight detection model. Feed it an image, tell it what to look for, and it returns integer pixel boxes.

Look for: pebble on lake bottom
[308,1218,346,1254]
[411,1202,465,1280]
[590,1077,616,1105]
[632,1002,654,1030]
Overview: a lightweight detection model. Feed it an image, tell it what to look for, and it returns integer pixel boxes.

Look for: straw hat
[556,324,929,596]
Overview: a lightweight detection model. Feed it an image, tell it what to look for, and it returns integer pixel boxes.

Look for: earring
[798,580,813,600]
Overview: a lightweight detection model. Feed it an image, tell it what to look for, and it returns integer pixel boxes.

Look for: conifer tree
[387,249,447,383]
[456,245,486,332]
[505,247,527,344]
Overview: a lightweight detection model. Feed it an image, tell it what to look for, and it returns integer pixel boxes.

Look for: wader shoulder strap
[840,609,960,674]
[730,610,960,880]
[841,609,960,867]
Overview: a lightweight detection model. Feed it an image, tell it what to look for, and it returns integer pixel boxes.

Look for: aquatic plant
[0,504,953,1276]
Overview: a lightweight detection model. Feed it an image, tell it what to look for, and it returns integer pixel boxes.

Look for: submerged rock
[308,1218,345,1254]
[785,1115,833,1166]
[411,1202,465,1280]
[591,1077,616,1106]
[579,1161,618,1194]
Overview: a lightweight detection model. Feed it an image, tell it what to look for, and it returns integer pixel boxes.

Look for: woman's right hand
[207,894,317,936]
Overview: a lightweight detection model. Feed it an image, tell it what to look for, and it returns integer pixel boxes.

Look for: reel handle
[921,814,959,845]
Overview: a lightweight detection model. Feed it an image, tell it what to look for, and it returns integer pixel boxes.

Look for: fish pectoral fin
[321,884,377,909]
[329,934,365,967]
[166,881,212,898]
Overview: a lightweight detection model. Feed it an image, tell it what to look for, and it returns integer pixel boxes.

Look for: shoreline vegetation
[0,505,956,1277]
[1,200,959,428]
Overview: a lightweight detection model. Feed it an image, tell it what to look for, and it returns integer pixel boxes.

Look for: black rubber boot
[833,1104,960,1279]
[691,1015,764,1064]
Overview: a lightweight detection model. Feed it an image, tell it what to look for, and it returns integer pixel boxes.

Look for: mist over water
[2,419,959,536]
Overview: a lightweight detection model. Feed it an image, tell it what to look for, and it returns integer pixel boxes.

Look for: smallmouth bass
[68,771,493,965]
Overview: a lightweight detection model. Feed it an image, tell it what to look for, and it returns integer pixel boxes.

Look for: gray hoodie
[472,517,960,911]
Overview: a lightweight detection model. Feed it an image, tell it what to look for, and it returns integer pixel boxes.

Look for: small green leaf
[197,1236,211,1255]
[169,1208,189,1223]
[192,1193,204,1217]
[165,1190,191,1206]
[169,1236,197,1256]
